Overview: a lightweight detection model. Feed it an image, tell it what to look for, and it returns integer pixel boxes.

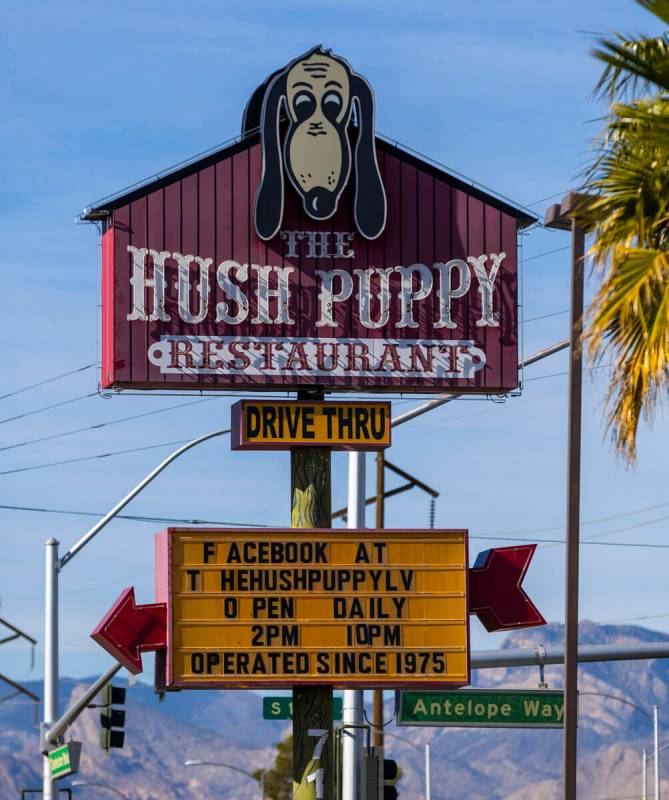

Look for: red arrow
[469,544,545,632]
[91,587,166,675]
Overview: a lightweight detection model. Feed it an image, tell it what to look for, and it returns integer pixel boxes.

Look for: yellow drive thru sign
[155,528,469,689]
[230,400,391,450]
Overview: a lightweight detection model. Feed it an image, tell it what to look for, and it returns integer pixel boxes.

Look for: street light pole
[71,780,131,800]
[644,749,649,800]
[41,427,231,798]
[42,537,59,800]
[545,193,591,800]
[383,730,431,800]
[654,705,661,800]
[184,759,265,799]
[342,451,366,800]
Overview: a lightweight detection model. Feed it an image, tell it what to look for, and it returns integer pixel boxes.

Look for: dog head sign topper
[245,46,387,241]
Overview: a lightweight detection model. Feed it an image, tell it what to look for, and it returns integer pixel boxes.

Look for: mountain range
[1,622,667,799]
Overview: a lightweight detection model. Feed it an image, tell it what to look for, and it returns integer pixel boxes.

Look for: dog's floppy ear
[350,74,386,240]
[241,68,283,136]
[255,73,287,241]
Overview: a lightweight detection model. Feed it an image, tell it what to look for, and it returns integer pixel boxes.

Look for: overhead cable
[1,503,669,549]
[0,397,219,453]
[0,393,98,426]
[0,363,96,401]
[0,504,268,528]
[524,244,572,263]
[0,438,194,476]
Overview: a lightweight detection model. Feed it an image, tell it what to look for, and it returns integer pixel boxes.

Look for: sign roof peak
[80,129,536,227]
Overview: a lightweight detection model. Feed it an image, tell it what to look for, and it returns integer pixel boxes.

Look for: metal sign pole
[291,406,334,799]
[342,451,366,800]
[42,537,59,800]
[563,215,585,800]
[654,705,661,800]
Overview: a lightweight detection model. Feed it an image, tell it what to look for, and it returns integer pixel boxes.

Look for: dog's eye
[293,91,316,122]
[322,91,342,121]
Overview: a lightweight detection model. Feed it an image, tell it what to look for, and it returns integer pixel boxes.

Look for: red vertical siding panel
[163,181,182,384]
[501,214,519,389]
[417,170,435,390]
[381,153,401,390]
[249,142,273,390]
[434,180,452,391]
[129,198,148,384]
[232,149,251,391]
[197,166,216,390]
[214,157,233,346]
[101,219,115,387]
[364,147,387,392]
[333,175,357,391]
[484,204,503,390]
[147,188,165,386]
[451,188,468,391]
[467,197,485,390]
[112,206,131,384]
[180,173,198,385]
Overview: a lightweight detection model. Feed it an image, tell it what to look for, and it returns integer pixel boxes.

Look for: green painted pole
[291,431,334,800]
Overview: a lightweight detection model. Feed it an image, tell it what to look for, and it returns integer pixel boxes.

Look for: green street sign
[397,689,564,728]
[48,742,82,778]
[263,696,343,721]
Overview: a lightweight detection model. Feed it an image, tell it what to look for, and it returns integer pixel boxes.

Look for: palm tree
[583,0,669,462]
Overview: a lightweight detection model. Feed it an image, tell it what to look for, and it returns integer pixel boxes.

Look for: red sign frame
[94,136,531,394]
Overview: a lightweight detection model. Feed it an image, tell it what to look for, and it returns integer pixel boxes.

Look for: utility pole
[291,392,334,800]
[545,193,591,800]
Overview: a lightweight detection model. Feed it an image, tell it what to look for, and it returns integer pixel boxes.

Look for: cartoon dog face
[245,46,387,241]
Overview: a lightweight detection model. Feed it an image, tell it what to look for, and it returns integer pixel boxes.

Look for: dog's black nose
[304,188,336,219]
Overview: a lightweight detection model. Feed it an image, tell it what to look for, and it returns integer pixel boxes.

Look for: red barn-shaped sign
[84,46,534,393]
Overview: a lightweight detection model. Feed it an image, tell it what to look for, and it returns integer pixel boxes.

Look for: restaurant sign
[153,528,469,689]
[87,46,531,392]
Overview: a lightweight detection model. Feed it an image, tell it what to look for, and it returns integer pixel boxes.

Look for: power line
[0,392,98,426]
[0,504,268,528]
[481,499,669,538]
[471,534,669,549]
[597,611,669,625]
[0,438,194,476]
[524,244,572,263]
[524,308,569,323]
[525,190,570,207]
[1,503,669,550]
[0,397,219,453]
[0,363,96,401]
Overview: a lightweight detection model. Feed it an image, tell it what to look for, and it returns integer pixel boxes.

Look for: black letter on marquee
[203,542,216,563]
[186,569,200,591]
[355,543,370,564]
[227,543,241,563]
[191,653,205,674]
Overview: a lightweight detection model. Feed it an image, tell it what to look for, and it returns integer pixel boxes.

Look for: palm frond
[638,0,669,27]
[593,35,669,99]
[588,248,669,462]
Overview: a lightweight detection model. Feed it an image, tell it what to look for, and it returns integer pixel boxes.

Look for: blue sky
[2,0,668,684]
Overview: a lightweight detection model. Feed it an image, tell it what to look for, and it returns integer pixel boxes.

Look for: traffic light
[382,758,399,800]
[361,747,400,800]
[99,684,126,752]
